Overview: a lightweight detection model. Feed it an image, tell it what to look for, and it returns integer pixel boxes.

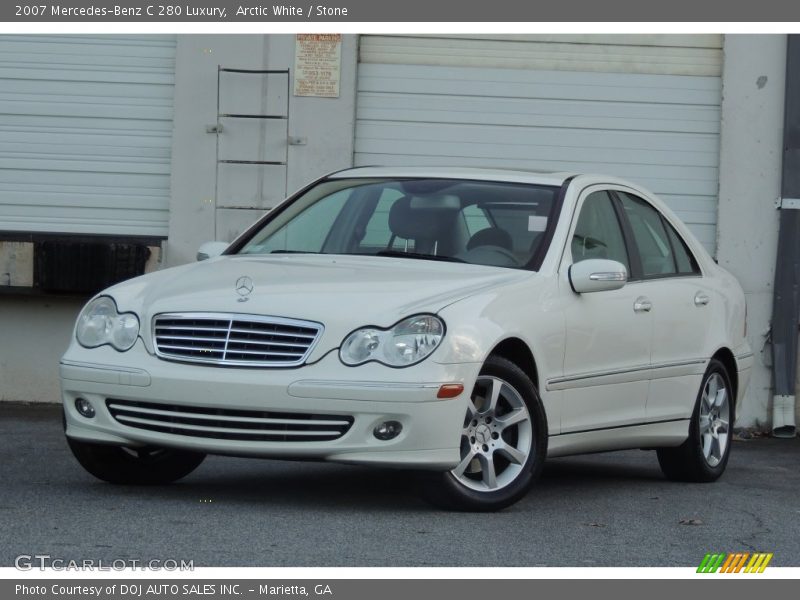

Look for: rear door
[614,191,711,421]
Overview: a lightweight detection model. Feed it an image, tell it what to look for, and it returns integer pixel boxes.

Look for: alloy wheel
[451,375,534,491]
[698,372,730,467]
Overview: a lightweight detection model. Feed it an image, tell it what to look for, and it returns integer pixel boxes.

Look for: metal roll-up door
[356,35,723,255]
[0,34,176,238]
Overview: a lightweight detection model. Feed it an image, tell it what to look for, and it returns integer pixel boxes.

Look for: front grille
[106,399,354,442]
[153,313,322,367]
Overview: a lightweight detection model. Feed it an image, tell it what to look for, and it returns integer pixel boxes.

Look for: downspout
[771,34,800,438]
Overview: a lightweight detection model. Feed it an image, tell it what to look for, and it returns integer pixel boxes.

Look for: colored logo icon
[697,552,773,573]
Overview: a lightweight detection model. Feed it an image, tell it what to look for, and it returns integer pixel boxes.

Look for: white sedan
[61,167,752,510]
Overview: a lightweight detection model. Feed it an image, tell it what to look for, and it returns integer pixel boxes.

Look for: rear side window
[618,193,677,277]
[618,192,700,278]
[664,220,700,275]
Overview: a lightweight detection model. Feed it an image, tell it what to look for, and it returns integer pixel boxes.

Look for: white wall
[716,34,787,427]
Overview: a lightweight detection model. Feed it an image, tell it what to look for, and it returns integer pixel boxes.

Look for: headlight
[340,315,444,367]
[76,296,140,351]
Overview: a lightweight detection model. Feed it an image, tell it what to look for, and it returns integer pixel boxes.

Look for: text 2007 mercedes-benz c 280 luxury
[61,167,752,510]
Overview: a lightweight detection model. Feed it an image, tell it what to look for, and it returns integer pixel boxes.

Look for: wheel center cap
[475,424,491,445]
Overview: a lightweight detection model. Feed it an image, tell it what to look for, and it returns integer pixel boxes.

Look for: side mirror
[196,241,229,261]
[569,259,628,293]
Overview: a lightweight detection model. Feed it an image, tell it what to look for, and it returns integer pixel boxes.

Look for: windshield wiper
[270,250,319,254]
[374,250,466,263]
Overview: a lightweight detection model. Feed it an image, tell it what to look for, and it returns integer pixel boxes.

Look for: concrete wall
[166,34,358,267]
[716,34,787,427]
[0,296,84,403]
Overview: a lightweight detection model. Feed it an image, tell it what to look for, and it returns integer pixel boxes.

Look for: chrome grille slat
[156,344,225,353]
[155,326,231,333]
[155,325,317,339]
[153,312,323,367]
[106,403,351,426]
[156,334,228,341]
[106,399,353,443]
[222,349,304,357]
[157,344,303,357]
[228,328,317,339]
[115,415,342,437]
[156,335,307,349]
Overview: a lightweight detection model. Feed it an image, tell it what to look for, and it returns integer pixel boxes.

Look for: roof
[327,166,575,187]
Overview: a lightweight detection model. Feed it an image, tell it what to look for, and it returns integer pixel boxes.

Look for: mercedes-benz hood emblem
[235,276,254,302]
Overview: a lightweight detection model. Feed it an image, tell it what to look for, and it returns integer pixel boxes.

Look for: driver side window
[571,191,630,271]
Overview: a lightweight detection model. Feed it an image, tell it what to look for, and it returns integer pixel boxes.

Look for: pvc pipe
[772,395,797,438]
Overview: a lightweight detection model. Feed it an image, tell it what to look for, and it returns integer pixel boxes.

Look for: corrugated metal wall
[356,35,722,255]
[0,35,176,237]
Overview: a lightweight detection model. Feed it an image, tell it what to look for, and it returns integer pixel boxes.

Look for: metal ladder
[212,67,290,237]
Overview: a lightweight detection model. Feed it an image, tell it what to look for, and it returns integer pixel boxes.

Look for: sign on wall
[293,34,342,98]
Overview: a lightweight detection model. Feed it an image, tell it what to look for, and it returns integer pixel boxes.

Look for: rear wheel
[67,437,206,485]
[421,355,547,511]
[657,358,733,482]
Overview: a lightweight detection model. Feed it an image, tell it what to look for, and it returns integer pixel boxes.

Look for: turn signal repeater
[437,383,464,399]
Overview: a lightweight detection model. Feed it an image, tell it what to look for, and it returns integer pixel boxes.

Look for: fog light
[74,398,95,418]
[373,420,402,441]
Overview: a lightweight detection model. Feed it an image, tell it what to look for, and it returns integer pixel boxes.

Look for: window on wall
[571,191,630,271]
[619,192,699,277]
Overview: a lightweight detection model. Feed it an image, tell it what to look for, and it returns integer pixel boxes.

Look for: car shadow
[74,451,670,512]
[82,458,432,513]
[541,453,667,484]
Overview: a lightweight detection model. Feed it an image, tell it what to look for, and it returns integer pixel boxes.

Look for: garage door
[0,35,176,238]
[356,35,723,255]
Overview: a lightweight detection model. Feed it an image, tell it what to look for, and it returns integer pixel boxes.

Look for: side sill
[547,419,690,458]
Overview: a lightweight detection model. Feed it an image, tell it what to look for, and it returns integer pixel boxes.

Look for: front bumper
[61,340,480,470]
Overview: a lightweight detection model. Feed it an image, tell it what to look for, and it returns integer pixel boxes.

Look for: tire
[421,355,548,511]
[67,437,206,485]
[657,358,734,482]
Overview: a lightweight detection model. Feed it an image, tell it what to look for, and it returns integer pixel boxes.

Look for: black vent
[34,241,150,294]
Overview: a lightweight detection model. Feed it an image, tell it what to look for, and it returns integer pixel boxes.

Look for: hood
[106,254,533,357]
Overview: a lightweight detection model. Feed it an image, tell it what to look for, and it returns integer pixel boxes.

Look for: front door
[556,188,652,433]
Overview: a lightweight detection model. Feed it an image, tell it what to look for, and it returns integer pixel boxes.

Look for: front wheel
[421,355,547,511]
[67,437,206,485]
[657,358,734,482]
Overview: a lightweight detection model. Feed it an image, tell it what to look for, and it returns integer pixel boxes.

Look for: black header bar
[4,0,800,22]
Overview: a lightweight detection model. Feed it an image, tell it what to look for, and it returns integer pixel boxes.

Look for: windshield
[236,178,561,270]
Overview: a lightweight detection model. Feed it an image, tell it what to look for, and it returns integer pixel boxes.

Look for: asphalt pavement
[2,403,799,567]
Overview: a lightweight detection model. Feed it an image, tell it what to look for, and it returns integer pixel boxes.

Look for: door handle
[634,296,652,313]
[694,292,710,307]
